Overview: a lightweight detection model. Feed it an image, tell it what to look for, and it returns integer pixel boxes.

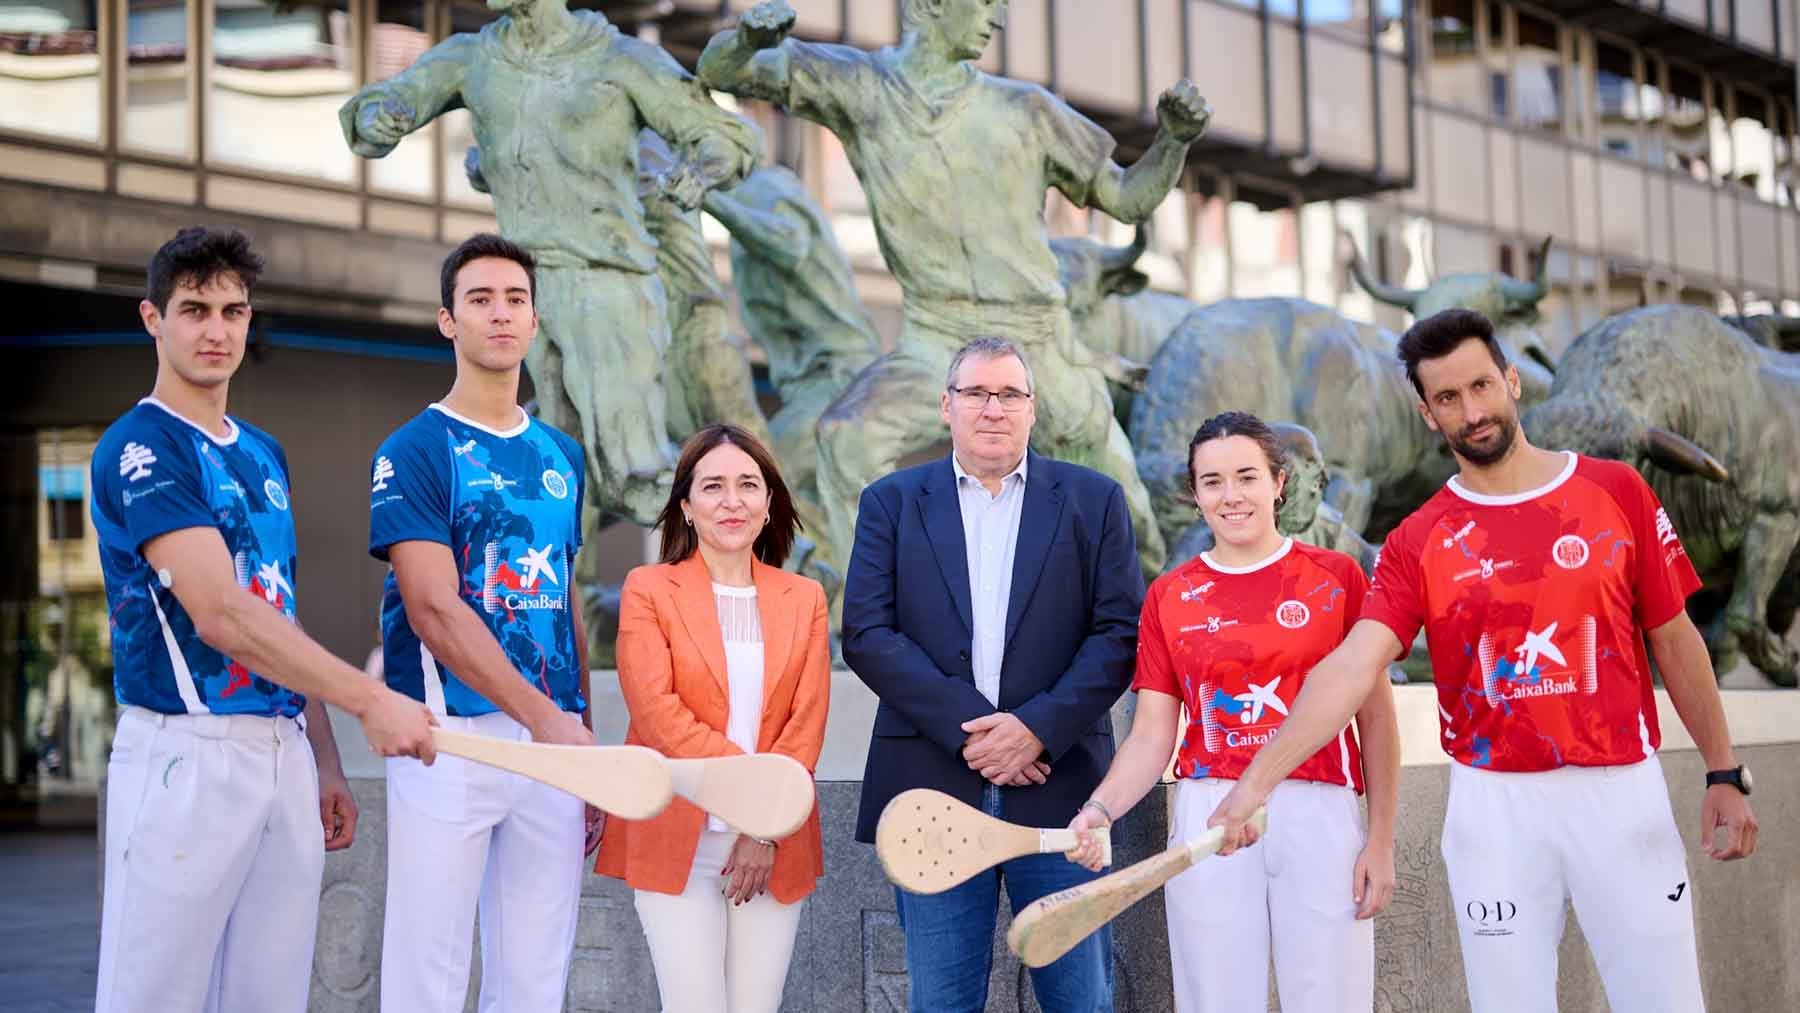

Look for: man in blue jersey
[90,226,438,1013]
[370,233,599,1011]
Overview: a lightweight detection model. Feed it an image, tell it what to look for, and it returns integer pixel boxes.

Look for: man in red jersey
[1207,309,1758,1013]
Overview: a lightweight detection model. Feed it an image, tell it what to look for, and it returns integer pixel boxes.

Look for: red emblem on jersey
[1275,600,1310,629]
[1552,534,1589,570]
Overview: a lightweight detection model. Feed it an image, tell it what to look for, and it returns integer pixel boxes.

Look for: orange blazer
[593,554,829,902]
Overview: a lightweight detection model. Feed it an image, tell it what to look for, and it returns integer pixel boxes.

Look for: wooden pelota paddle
[1006,807,1268,968]
[664,752,816,840]
[432,730,817,840]
[432,729,673,819]
[876,788,1112,895]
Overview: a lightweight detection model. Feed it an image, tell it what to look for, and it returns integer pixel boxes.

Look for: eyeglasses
[949,386,1033,412]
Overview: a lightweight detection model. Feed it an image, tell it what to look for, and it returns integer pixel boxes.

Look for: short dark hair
[1397,309,1506,398]
[440,233,537,311]
[657,424,801,567]
[146,226,265,314]
[1188,410,1287,495]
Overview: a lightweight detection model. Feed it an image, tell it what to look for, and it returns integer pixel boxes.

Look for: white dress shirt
[953,452,1028,707]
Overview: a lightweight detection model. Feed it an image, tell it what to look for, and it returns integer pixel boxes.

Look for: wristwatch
[1705,765,1754,796]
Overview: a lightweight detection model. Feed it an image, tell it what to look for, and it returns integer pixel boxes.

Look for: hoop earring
[683,513,693,526]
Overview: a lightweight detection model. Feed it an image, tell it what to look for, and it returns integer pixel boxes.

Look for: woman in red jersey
[1066,410,1400,1013]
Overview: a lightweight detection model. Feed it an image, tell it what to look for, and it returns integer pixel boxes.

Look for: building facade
[2,0,1795,797]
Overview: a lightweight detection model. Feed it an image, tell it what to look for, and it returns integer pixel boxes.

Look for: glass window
[1484,2,1506,120]
[1514,12,1562,135]
[1307,0,1405,51]
[1731,91,1776,201]
[0,0,101,142]
[124,0,190,157]
[1706,84,1732,189]
[40,462,85,542]
[367,0,434,198]
[1425,0,1483,116]
[1662,64,1710,181]
[1229,201,1301,298]
[1218,0,1298,19]
[1593,41,1637,159]
[1775,102,1795,208]
[207,0,356,182]
[442,1,496,208]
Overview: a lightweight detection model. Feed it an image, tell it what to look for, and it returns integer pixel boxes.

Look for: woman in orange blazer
[594,423,829,1013]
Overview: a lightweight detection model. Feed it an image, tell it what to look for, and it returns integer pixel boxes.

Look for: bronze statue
[1525,304,1799,686]
[699,0,1214,583]
[340,0,758,523]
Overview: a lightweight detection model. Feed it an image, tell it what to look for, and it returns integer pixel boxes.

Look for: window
[207,0,356,182]
[124,0,190,157]
[1774,102,1795,208]
[1593,41,1637,159]
[0,0,101,142]
[1731,91,1776,201]
[1308,0,1406,52]
[1661,64,1710,181]
[1514,11,1562,135]
[367,0,434,198]
[40,463,84,542]
[442,2,497,208]
[1425,0,1484,115]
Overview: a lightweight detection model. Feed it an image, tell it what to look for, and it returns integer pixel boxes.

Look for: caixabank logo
[479,541,569,614]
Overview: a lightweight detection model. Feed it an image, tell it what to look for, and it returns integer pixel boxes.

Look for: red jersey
[1361,452,1701,772]
[1135,539,1368,792]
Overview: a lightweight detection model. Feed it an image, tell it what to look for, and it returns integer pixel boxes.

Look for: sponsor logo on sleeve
[119,443,157,481]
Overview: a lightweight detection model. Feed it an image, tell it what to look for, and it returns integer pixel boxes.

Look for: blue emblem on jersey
[370,405,586,717]
[90,399,303,717]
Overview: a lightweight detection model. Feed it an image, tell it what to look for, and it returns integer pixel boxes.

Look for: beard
[1448,412,1519,466]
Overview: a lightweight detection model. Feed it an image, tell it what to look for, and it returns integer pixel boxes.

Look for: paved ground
[0,831,98,1011]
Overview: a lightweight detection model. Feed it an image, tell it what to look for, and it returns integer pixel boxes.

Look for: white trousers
[1443,757,1704,1013]
[96,706,324,1013]
[380,711,585,1013]
[633,829,806,1013]
[1165,777,1374,1013]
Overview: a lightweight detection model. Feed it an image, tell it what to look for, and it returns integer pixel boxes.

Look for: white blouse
[711,583,765,833]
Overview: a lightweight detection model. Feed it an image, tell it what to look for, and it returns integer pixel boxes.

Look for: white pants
[380,711,585,1013]
[1165,777,1374,1013]
[1443,757,1703,1013]
[96,706,324,1013]
[633,829,805,1013]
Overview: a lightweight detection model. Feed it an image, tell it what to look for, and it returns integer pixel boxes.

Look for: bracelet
[1080,798,1113,825]
[750,836,776,847]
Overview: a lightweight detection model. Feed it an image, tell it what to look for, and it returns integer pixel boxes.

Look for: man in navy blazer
[842,336,1144,1013]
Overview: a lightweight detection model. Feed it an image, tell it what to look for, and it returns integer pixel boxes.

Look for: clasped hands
[960,712,1049,786]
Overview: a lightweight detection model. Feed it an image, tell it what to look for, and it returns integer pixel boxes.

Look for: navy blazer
[843,450,1144,843]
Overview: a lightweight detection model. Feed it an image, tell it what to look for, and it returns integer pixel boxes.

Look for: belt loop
[151,712,167,728]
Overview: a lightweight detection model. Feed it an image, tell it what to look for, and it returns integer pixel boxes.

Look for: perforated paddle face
[876,789,1033,895]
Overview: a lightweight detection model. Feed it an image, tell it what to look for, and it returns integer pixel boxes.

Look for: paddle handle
[1038,826,1113,866]
[1181,806,1268,865]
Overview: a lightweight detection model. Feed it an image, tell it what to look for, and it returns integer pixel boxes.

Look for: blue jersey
[370,404,587,717]
[90,398,303,717]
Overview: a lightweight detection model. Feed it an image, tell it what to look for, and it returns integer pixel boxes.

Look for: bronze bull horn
[1646,426,1729,484]
[1342,229,1423,309]
[1099,226,1150,274]
[1500,235,1553,307]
